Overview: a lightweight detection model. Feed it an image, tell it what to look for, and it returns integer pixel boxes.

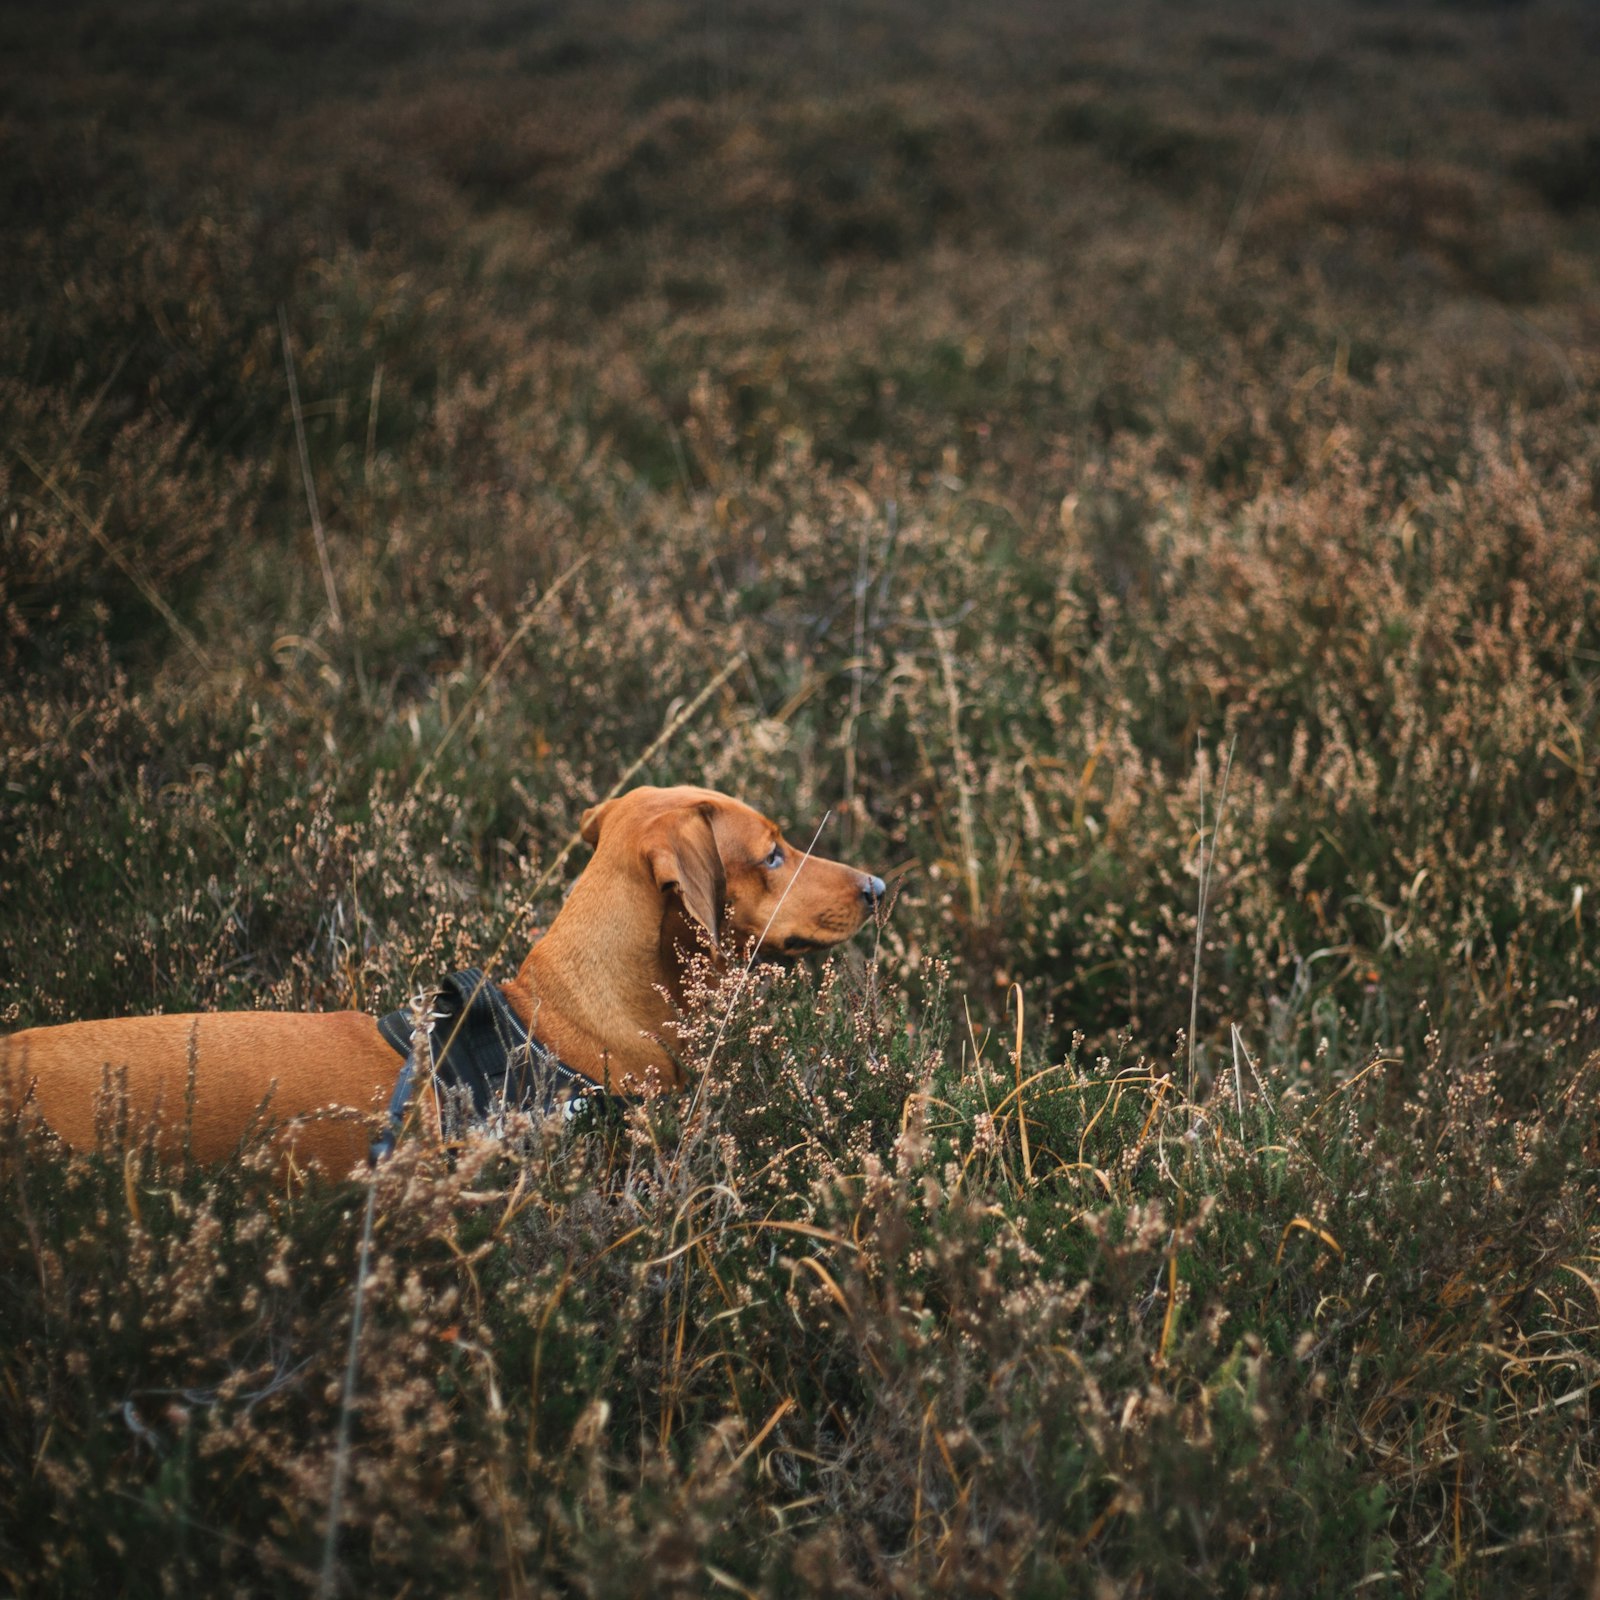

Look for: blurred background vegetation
[2,0,1598,1592]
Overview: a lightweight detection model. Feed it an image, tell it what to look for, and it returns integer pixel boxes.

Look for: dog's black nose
[861,875,887,907]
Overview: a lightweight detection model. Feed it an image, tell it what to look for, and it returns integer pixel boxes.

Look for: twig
[410,555,593,799]
[1214,56,1318,274]
[279,304,343,634]
[506,651,749,925]
[1188,735,1236,1102]
[319,1179,377,1599]
[1230,1023,1251,1134]
[868,497,901,636]
[12,443,213,671]
[1009,982,1033,1184]
[421,652,752,1100]
[843,517,871,818]
[927,601,981,926]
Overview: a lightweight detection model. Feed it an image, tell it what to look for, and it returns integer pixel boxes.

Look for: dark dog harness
[372,967,603,1161]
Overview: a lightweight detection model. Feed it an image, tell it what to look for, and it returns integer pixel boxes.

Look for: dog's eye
[762,843,784,870]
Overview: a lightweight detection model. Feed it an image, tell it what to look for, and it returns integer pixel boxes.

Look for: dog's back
[2,1011,395,1173]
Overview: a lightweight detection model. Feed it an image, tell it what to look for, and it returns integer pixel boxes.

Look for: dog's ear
[644,806,725,947]
[580,798,613,846]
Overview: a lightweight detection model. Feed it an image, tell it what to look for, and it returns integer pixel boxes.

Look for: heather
[3,0,1599,1592]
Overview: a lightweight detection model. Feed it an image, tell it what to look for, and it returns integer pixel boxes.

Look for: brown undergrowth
[3,0,1599,1592]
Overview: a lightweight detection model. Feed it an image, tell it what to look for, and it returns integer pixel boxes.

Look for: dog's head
[580,785,885,958]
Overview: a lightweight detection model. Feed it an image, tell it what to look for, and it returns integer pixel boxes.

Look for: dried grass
[3,0,1599,1592]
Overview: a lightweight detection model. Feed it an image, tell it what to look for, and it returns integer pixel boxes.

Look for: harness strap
[371,967,603,1162]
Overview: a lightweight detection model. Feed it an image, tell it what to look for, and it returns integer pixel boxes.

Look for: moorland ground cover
[3,0,1599,1592]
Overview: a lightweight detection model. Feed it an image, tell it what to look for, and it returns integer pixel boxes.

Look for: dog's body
[2,786,884,1174]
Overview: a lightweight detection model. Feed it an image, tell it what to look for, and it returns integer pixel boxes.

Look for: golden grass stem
[1157,1238,1180,1365]
[727,1397,795,1477]
[1009,982,1033,1184]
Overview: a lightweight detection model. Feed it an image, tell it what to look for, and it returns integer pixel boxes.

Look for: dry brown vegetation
[3,0,1600,1593]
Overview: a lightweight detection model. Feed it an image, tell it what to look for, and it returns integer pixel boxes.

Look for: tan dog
[2,785,885,1175]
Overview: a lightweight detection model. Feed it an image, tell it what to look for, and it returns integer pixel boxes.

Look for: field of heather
[3,1,1599,1593]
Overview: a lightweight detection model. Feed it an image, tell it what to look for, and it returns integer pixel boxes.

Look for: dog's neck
[500,868,694,1094]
